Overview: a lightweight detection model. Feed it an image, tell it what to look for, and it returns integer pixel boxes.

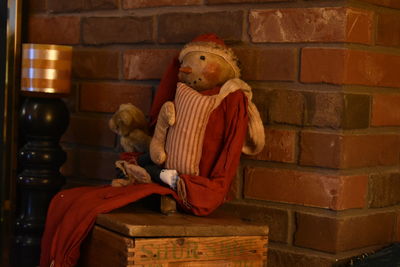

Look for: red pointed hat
[179,33,241,78]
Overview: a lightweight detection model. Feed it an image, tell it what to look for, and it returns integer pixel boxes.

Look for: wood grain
[96,206,269,237]
[133,236,267,264]
[79,226,134,267]
[80,207,269,267]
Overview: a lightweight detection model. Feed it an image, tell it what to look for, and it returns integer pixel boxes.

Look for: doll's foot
[111,178,131,187]
[125,163,152,184]
[160,169,179,190]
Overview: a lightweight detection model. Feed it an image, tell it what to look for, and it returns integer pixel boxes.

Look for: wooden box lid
[96,205,269,238]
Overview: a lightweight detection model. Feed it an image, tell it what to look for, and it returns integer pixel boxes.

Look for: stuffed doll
[114,33,265,212]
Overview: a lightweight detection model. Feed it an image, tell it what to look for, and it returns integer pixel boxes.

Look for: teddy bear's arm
[150,101,176,165]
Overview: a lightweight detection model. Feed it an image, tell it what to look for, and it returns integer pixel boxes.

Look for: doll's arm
[174,91,249,216]
[150,101,175,165]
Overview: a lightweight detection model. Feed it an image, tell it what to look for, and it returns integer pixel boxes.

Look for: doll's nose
[179,67,192,74]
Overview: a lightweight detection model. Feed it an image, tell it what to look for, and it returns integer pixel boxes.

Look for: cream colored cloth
[165,82,223,175]
[220,78,265,155]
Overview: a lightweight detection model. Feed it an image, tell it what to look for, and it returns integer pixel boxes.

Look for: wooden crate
[79,206,268,267]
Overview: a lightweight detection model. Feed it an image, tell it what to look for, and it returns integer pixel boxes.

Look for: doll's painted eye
[200,55,206,60]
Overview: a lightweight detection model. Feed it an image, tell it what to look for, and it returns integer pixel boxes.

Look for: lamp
[15,44,72,266]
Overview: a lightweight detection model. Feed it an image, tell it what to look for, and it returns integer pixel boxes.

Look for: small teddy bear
[109,103,151,153]
[109,103,152,186]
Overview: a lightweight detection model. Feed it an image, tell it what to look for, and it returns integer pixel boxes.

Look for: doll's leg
[137,153,168,187]
[137,153,177,214]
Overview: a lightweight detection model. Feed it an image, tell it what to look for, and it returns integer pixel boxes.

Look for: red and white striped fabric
[165,83,221,175]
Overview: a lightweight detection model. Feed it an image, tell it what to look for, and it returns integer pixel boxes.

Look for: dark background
[0,0,8,264]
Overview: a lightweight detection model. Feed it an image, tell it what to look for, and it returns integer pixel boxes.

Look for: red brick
[28,0,47,13]
[300,132,400,169]
[269,90,304,125]
[301,48,346,85]
[48,0,117,11]
[79,82,152,114]
[234,48,297,81]
[220,203,288,243]
[300,132,341,168]
[123,0,201,9]
[47,0,82,12]
[304,92,343,129]
[158,11,243,43]
[301,48,400,88]
[345,8,374,44]
[342,94,371,129]
[304,92,370,129]
[252,88,271,124]
[249,128,297,163]
[244,167,368,210]
[61,115,116,148]
[61,148,119,180]
[73,49,120,80]
[84,0,118,10]
[82,17,153,44]
[360,0,400,9]
[377,12,400,47]
[340,133,400,168]
[294,212,396,252]
[372,94,400,126]
[63,83,78,113]
[124,49,179,80]
[28,16,80,45]
[368,172,400,208]
[249,7,372,44]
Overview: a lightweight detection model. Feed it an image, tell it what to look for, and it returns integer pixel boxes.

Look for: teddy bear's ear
[119,103,134,111]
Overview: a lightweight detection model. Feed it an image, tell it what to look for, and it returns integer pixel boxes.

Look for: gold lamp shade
[21,44,72,94]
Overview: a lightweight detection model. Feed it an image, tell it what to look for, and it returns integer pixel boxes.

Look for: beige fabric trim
[177,178,192,209]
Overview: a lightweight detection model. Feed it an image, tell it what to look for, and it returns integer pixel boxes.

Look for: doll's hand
[163,101,176,126]
[160,169,179,190]
[150,149,167,166]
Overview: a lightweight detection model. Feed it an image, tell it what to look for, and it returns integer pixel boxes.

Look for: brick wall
[25,0,400,266]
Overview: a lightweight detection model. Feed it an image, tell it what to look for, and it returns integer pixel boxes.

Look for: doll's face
[178,51,235,91]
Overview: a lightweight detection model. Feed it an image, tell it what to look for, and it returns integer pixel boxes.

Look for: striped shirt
[165,83,221,175]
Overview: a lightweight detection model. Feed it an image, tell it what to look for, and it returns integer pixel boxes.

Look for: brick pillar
[24,0,400,266]
[240,2,400,266]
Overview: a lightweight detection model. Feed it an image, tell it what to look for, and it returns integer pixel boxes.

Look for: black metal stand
[15,97,69,267]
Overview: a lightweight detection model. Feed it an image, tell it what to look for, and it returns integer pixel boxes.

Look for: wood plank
[132,236,267,265]
[79,226,135,267]
[127,259,265,267]
[96,206,269,238]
